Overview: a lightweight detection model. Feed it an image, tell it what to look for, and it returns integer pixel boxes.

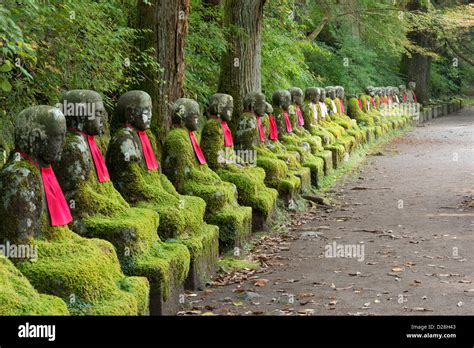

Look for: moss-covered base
[0,255,70,315]
[182,224,219,290]
[207,205,253,252]
[16,227,150,316]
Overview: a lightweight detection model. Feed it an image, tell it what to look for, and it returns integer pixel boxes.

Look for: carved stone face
[208,93,233,122]
[60,90,107,136]
[335,86,344,99]
[243,92,266,116]
[289,87,304,106]
[264,102,273,116]
[173,98,200,131]
[399,85,406,92]
[304,87,319,104]
[272,90,291,111]
[326,87,336,99]
[15,106,67,164]
[319,88,326,102]
[116,90,152,132]
[408,81,416,90]
[366,86,375,97]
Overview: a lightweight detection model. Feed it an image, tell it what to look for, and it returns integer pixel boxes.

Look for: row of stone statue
[0,85,415,316]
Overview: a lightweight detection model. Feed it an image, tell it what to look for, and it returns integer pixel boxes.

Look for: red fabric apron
[137,130,159,171]
[18,152,72,227]
[69,128,110,183]
[269,115,278,141]
[211,115,233,147]
[255,116,265,142]
[339,98,345,114]
[413,91,417,103]
[283,111,293,133]
[296,106,304,126]
[189,131,206,165]
[357,99,363,109]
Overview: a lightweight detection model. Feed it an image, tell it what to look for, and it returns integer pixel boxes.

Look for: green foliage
[185,0,226,105]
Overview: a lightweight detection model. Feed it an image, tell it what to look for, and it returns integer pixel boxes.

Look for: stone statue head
[115,90,152,132]
[288,87,304,106]
[335,86,344,99]
[399,84,407,93]
[366,86,375,97]
[59,89,106,136]
[264,102,273,116]
[14,105,67,164]
[304,87,319,104]
[172,98,200,131]
[208,93,233,122]
[243,92,266,116]
[319,88,326,102]
[408,81,416,90]
[272,90,291,111]
[325,86,336,99]
[394,87,400,96]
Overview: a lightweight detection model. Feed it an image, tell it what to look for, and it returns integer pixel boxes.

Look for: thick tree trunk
[137,0,190,154]
[400,0,433,104]
[218,0,266,121]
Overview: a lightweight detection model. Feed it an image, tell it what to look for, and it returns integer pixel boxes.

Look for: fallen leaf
[254,279,269,287]
[232,301,243,307]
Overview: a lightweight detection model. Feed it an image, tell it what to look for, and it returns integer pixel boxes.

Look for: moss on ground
[0,255,70,315]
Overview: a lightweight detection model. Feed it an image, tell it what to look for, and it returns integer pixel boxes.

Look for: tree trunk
[400,0,433,104]
[137,0,190,155]
[218,0,266,122]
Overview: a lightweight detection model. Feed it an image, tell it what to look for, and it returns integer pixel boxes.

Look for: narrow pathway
[183,107,474,316]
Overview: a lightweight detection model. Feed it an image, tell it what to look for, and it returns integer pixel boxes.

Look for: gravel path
[183,107,474,316]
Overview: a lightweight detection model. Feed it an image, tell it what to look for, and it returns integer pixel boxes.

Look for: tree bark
[400,0,433,104]
[218,0,266,122]
[137,0,190,154]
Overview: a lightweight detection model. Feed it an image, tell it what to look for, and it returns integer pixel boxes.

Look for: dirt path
[183,107,474,316]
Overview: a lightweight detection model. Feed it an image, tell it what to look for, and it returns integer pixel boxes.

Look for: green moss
[16,225,149,316]
[0,255,69,315]
[200,118,278,219]
[163,127,252,249]
[218,257,260,272]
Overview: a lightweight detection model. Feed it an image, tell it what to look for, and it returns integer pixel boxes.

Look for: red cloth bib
[413,91,417,103]
[87,135,110,183]
[269,115,278,141]
[283,111,293,133]
[221,121,233,147]
[69,128,110,183]
[18,152,72,226]
[41,166,73,226]
[339,98,345,114]
[371,97,376,108]
[189,131,206,165]
[357,99,363,109]
[255,116,265,142]
[403,95,407,102]
[137,130,159,171]
[296,106,304,126]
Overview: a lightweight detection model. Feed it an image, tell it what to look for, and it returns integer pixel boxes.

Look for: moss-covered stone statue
[106,91,219,291]
[233,92,302,203]
[322,87,356,153]
[328,86,365,144]
[54,90,195,314]
[407,81,417,103]
[0,105,149,315]
[399,85,408,103]
[162,98,252,251]
[300,88,346,169]
[272,89,324,188]
[200,93,278,231]
[0,255,69,315]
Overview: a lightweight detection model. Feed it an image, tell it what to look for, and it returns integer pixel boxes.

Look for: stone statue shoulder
[235,111,258,149]
[54,132,92,195]
[0,157,44,243]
